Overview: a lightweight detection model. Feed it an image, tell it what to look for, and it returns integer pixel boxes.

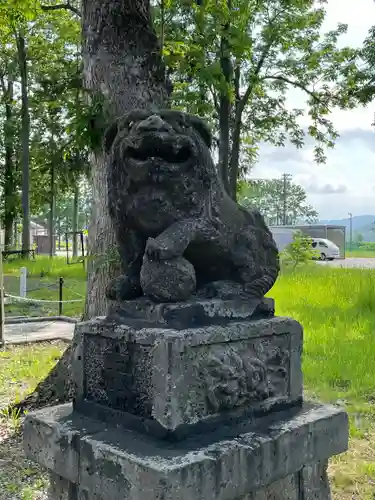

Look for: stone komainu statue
[104,109,279,303]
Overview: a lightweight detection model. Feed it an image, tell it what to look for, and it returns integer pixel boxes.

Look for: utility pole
[281,173,291,225]
[348,212,353,252]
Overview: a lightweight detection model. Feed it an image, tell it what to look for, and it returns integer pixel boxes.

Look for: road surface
[318,257,375,269]
[3,320,75,344]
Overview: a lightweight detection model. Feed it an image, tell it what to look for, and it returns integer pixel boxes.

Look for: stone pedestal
[23,305,348,499]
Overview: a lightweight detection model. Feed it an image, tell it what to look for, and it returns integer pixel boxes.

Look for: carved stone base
[24,403,346,500]
[73,315,302,439]
[24,309,347,499]
[46,461,331,500]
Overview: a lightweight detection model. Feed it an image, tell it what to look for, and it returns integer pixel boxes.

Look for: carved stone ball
[140,255,196,303]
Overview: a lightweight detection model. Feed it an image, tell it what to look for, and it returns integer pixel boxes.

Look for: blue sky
[253,0,375,220]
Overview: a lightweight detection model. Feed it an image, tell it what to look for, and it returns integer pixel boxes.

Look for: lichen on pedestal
[73,314,302,439]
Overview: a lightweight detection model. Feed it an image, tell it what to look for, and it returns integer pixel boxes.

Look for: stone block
[244,461,330,499]
[74,316,303,439]
[24,402,347,500]
[23,404,104,484]
[48,473,78,500]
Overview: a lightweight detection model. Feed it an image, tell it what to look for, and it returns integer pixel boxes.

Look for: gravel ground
[0,423,48,500]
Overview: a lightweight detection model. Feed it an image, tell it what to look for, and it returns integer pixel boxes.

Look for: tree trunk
[229,118,241,202]
[228,64,245,203]
[3,217,13,250]
[72,182,79,257]
[217,2,232,195]
[10,0,170,415]
[82,0,170,319]
[218,91,231,195]
[13,218,18,248]
[17,33,30,255]
[2,78,16,249]
[49,161,56,257]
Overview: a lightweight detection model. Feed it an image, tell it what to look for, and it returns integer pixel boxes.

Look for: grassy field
[346,250,375,258]
[3,257,86,318]
[1,261,375,497]
[272,265,375,498]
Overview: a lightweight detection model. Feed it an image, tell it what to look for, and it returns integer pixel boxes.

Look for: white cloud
[298,174,348,195]
[253,131,375,218]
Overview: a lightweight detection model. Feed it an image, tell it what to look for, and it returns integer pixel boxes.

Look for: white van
[311,238,340,261]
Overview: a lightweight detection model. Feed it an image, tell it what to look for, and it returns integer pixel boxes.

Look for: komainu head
[104,109,216,191]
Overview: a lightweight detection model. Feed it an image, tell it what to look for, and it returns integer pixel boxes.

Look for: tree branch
[209,85,219,113]
[262,75,326,105]
[41,2,81,17]
[237,35,276,117]
[237,6,290,115]
[234,64,241,102]
[0,74,6,95]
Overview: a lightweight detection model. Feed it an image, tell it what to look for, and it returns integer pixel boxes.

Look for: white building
[0,220,48,249]
[270,225,346,258]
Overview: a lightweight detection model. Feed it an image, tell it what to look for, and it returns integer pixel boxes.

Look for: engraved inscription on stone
[195,335,290,412]
[83,335,153,417]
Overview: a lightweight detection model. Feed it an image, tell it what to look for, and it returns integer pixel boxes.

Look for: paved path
[3,321,75,344]
[318,257,375,269]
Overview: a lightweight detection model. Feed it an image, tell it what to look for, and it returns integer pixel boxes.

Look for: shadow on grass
[8,342,75,415]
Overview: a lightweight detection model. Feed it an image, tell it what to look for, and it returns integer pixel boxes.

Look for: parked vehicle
[311,238,340,261]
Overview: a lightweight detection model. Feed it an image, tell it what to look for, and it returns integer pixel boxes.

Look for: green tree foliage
[33,177,91,248]
[347,24,375,105]
[0,0,85,250]
[238,175,318,225]
[355,232,364,243]
[157,0,362,199]
[0,0,367,253]
[282,231,317,269]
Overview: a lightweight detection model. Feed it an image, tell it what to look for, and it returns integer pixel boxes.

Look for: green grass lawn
[273,266,375,407]
[0,342,68,499]
[346,249,375,258]
[2,261,375,497]
[271,265,375,498]
[3,256,86,318]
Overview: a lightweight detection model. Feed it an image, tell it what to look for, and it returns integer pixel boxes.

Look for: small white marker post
[20,266,27,298]
[0,249,4,347]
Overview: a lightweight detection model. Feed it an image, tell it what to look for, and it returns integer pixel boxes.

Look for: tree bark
[217,1,232,196]
[1,77,16,249]
[3,214,14,250]
[218,91,231,195]
[228,113,242,202]
[82,0,170,319]
[72,182,79,257]
[49,160,56,257]
[13,218,18,248]
[17,33,30,255]
[10,0,170,415]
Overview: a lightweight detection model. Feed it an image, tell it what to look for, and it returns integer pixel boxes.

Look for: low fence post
[20,267,27,298]
[59,277,64,316]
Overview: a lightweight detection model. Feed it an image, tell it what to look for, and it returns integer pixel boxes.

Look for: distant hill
[318,215,375,241]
